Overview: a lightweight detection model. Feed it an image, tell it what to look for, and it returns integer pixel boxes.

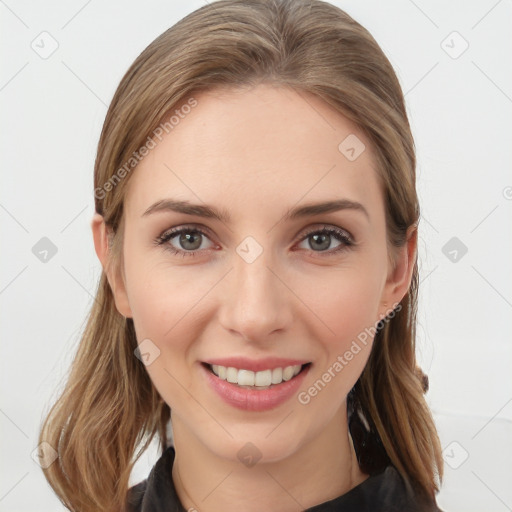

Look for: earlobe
[380,225,418,315]
[90,213,133,318]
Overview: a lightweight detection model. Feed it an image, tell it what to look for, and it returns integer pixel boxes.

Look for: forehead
[124,84,383,221]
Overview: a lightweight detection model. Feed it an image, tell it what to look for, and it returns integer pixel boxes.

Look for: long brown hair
[39,0,443,510]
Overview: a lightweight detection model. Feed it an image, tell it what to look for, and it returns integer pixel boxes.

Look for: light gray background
[1,1,511,510]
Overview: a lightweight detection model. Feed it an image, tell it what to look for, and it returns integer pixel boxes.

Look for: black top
[125,446,443,512]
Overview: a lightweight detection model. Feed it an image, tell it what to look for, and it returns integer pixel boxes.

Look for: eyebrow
[141,198,369,223]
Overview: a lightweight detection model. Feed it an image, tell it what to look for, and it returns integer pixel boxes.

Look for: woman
[39,0,444,510]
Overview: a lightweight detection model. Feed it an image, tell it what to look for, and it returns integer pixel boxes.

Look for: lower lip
[201,363,311,412]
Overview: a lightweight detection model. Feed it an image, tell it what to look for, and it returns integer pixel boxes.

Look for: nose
[218,250,293,343]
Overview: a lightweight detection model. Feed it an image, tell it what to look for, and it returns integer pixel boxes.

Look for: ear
[379,224,417,318]
[91,213,133,318]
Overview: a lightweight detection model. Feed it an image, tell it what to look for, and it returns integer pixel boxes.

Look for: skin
[92,84,417,512]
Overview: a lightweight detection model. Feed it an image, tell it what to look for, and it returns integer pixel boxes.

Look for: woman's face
[95,84,413,464]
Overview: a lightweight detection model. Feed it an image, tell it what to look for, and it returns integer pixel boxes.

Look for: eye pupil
[180,231,202,250]
[310,233,331,251]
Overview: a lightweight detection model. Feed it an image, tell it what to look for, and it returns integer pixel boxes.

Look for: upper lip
[203,357,311,372]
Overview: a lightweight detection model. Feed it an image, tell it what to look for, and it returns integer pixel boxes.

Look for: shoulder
[124,446,185,512]
[372,465,443,512]
[306,465,444,512]
[124,479,147,512]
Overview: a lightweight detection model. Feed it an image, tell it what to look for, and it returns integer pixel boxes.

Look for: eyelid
[155,222,355,256]
[157,223,215,239]
[297,223,354,243]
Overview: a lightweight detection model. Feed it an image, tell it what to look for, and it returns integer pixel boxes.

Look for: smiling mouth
[203,362,311,390]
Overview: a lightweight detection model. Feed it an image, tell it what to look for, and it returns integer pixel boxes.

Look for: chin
[199,421,309,466]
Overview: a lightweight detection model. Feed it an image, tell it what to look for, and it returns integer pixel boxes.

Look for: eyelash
[153,224,355,258]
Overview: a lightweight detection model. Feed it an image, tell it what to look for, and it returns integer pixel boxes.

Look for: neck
[171,407,368,512]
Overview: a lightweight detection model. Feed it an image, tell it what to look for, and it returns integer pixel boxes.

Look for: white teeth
[238,369,255,386]
[255,369,272,387]
[271,367,282,384]
[282,366,295,381]
[226,367,238,383]
[210,364,303,387]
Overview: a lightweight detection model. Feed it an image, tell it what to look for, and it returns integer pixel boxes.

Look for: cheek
[291,257,385,398]
[124,249,212,340]
[335,275,382,337]
[123,256,217,395]
[125,267,202,409]
[298,261,385,341]
[295,271,381,417]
